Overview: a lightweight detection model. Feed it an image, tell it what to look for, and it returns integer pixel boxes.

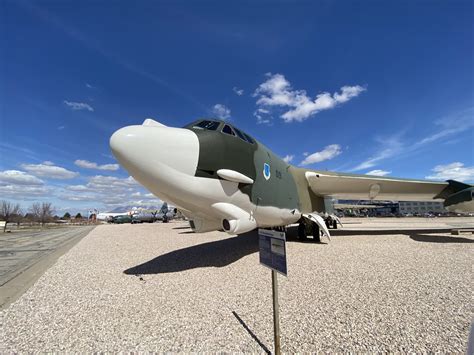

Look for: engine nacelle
[189,218,222,233]
[211,202,258,235]
[222,217,257,235]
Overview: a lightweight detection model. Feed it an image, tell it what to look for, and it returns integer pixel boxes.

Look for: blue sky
[1,0,473,215]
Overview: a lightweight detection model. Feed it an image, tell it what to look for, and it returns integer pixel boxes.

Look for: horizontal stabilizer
[437,181,474,212]
[434,179,472,199]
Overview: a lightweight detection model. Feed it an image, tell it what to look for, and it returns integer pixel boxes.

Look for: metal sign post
[258,228,287,355]
[272,270,281,355]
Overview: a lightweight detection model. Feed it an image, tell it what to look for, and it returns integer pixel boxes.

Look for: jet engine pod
[222,217,257,235]
[189,218,222,233]
[211,202,257,235]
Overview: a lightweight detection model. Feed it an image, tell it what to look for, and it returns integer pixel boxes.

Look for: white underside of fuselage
[133,161,300,233]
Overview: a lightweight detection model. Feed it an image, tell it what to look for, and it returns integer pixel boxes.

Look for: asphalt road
[0,226,95,309]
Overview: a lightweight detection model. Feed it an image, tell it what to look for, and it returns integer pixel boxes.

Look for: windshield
[193,120,220,130]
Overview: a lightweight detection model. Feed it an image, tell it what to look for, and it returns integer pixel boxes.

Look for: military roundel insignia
[263,163,271,180]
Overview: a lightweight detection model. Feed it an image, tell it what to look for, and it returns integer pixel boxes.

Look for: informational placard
[258,229,287,276]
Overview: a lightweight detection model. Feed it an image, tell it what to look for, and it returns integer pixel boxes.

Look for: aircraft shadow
[408,233,474,244]
[328,228,473,243]
[330,228,454,236]
[287,225,474,244]
[124,231,259,275]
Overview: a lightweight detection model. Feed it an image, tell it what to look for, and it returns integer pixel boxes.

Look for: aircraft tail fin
[435,180,474,212]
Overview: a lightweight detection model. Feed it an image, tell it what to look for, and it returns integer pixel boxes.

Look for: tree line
[0,200,83,232]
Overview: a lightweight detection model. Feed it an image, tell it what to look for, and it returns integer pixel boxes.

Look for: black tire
[312,222,321,243]
[298,222,307,241]
[332,220,338,229]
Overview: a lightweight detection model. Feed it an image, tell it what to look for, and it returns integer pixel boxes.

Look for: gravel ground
[0,220,472,353]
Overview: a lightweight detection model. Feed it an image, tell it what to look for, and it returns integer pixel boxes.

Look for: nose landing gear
[298,213,332,243]
[297,220,321,243]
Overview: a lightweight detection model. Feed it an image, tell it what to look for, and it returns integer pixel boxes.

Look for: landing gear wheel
[298,222,308,241]
[312,222,321,243]
[332,219,338,229]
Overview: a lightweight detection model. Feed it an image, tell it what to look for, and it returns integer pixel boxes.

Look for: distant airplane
[131,202,177,223]
[96,211,132,222]
[110,118,473,241]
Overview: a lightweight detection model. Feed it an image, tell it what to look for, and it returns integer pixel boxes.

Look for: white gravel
[0,219,472,353]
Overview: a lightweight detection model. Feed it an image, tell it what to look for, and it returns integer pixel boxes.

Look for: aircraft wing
[305,171,448,201]
[305,171,474,212]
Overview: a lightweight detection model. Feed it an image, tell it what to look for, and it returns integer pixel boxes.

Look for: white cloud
[366,169,391,176]
[64,100,94,112]
[0,170,49,199]
[127,199,163,207]
[60,194,97,202]
[233,87,244,96]
[21,162,79,179]
[416,108,474,146]
[212,104,231,120]
[352,136,403,171]
[87,175,138,190]
[0,185,51,198]
[85,83,96,89]
[425,162,474,182]
[57,125,65,130]
[254,73,365,122]
[62,176,138,202]
[65,185,89,191]
[74,159,119,171]
[254,108,272,125]
[282,155,294,163]
[352,108,474,172]
[59,175,157,209]
[300,144,342,166]
[0,170,44,186]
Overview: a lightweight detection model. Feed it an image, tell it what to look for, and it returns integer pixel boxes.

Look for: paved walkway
[0,226,95,309]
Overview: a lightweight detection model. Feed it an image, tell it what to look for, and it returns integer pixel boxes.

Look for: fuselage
[110,118,320,233]
[110,118,474,233]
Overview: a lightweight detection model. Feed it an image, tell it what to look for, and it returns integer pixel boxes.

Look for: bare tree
[0,200,21,232]
[30,202,55,227]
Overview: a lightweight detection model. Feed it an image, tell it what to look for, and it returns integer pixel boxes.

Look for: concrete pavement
[0,226,95,309]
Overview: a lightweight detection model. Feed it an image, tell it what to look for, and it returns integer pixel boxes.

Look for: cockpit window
[243,133,255,144]
[233,127,248,142]
[193,120,220,131]
[222,124,235,136]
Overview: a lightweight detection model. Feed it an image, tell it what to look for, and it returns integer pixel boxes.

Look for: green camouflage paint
[185,119,473,215]
[187,119,304,211]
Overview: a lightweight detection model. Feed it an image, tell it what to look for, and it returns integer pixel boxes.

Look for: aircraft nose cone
[110,125,199,177]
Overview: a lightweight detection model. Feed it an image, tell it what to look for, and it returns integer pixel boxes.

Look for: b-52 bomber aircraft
[110,118,473,241]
